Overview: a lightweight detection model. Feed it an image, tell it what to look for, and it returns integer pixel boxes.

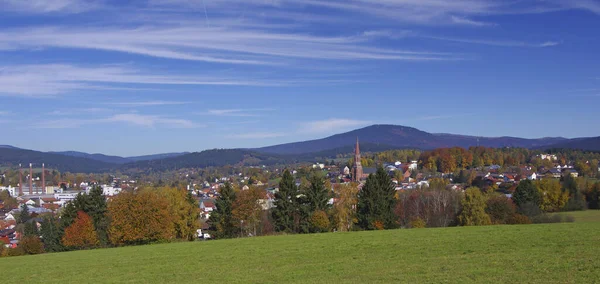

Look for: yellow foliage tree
[536,179,569,212]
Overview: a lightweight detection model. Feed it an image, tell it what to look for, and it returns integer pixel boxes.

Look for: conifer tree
[272,170,299,233]
[17,204,30,224]
[209,183,237,239]
[40,215,64,252]
[512,179,541,216]
[357,167,397,230]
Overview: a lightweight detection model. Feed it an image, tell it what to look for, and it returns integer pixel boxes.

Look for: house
[546,169,562,179]
[200,201,215,212]
[563,169,579,178]
[527,172,538,180]
[3,213,15,221]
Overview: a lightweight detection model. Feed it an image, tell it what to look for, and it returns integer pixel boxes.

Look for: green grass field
[2,212,600,283]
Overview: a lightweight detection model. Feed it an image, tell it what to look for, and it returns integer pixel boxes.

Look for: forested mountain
[257,125,569,155]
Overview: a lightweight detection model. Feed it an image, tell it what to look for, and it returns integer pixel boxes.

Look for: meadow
[2,212,600,283]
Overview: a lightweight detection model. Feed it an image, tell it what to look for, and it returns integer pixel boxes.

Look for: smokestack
[19,164,23,196]
[29,163,33,195]
[42,163,46,194]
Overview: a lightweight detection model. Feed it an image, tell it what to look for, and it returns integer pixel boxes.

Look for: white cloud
[105,114,198,128]
[202,109,275,117]
[32,113,200,129]
[300,118,371,134]
[420,35,561,48]
[0,26,461,65]
[450,16,496,27]
[0,64,291,97]
[228,132,286,139]
[0,111,10,115]
[0,0,99,13]
[107,101,190,107]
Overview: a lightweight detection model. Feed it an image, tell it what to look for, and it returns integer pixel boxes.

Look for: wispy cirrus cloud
[32,113,200,129]
[0,0,100,14]
[227,132,286,139]
[201,108,275,117]
[0,64,298,97]
[299,118,371,134]
[107,101,191,107]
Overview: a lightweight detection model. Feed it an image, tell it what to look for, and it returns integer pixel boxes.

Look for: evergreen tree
[17,204,31,224]
[40,215,64,252]
[304,174,330,213]
[24,221,39,237]
[357,167,397,230]
[563,174,586,211]
[512,180,541,216]
[272,170,299,233]
[209,183,237,239]
[458,187,491,226]
[66,187,110,245]
[60,201,78,230]
[302,173,331,233]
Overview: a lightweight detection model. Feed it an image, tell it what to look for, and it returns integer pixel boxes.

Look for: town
[2,141,599,256]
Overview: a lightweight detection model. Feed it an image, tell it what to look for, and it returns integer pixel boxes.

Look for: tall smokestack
[29,163,33,195]
[42,163,46,194]
[19,164,23,196]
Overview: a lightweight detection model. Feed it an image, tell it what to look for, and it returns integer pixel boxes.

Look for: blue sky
[1,0,599,156]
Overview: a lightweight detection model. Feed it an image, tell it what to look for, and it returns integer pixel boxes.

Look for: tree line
[0,186,199,257]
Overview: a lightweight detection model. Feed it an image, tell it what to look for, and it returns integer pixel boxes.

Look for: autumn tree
[232,187,265,237]
[62,211,99,249]
[272,170,299,233]
[209,183,237,239]
[458,187,491,226]
[158,187,199,241]
[536,179,569,212]
[108,190,174,245]
[19,236,45,255]
[332,183,358,232]
[357,167,397,230]
[485,196,516,224]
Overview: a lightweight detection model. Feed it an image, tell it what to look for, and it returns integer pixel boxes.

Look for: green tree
[303,174,331,233]
[24,221,39,237]
[272,170,299,233]
[19,236,45,255]
[17,204,30,224]
[40,215,64,252]
[512,180,541,216]
[357,167,397,230]
[563,174,586,211]
[209,183,237,239]
[458,187,491,226]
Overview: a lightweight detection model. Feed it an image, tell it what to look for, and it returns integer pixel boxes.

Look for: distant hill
[0,148,113,173]
[0,145,19,149]
[127,152,190,162]
[48,151,190,164]
[50,151,132,164]
[257,125,568,155]
[541,137,600,152]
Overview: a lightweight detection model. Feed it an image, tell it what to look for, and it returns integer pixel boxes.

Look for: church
[352,139,377,182]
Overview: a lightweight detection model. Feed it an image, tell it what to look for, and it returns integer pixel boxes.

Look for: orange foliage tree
[232,187,266,237]
[108,190,175,245]
[62,211,99,249]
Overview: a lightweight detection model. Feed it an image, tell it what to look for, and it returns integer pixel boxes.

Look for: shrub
[508,214,532,225]
[485,196,516,224]
[20,236,45,255]
[409,217,426,229]
[309,210,331,233]
[7,247,25,257]
[532,214,576,224]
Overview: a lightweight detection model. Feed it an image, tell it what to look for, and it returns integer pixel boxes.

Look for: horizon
[0,123,593,157]
[1,1,600,156]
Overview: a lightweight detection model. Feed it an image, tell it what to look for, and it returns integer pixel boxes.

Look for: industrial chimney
[19,164,23,196]
[29,163,33,195]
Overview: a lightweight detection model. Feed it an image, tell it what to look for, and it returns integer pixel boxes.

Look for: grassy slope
[2,214,600,283]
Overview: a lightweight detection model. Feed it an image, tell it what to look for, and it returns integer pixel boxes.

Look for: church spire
[355,137,360,156]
